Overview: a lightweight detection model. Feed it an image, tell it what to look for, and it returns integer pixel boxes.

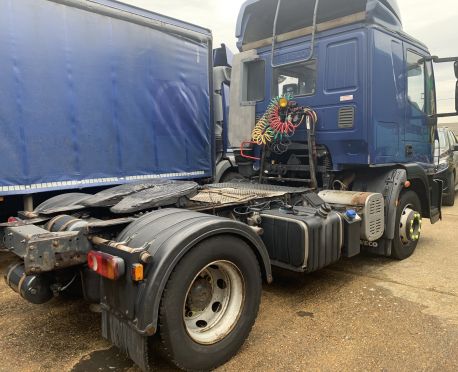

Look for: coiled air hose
[240,96,318,160]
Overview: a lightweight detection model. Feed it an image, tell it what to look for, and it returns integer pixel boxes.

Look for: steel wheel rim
[183,260,245,345]
[399,204,422,245]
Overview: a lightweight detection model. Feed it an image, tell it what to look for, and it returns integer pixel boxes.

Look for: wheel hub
[187,277,213,312]
[400,207,422,244]
[183,261,245,345]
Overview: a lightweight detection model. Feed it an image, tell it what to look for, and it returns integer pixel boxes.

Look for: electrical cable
[242,96,319,160]
[250,96,318,150]
[58,275,77,292]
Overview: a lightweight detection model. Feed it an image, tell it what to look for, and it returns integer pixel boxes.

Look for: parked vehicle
[1,0,457,371]
[435,128,458,205]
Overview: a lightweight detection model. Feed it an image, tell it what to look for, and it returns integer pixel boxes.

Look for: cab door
[404,49,436,163]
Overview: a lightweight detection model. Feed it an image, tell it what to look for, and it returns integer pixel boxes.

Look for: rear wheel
[443,172,455,206]
[158,235,262,371]
[391,191,422,260]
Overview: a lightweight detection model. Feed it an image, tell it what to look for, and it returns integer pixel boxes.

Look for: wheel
[220,171,245,183]
[442,172,455,206]
[391,190,422,260]
[158,235,262,371]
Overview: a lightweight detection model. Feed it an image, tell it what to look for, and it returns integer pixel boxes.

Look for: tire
[391,190,422,260]
[158,235,262,371]
[220,172,245,183]
[442,173,455,206]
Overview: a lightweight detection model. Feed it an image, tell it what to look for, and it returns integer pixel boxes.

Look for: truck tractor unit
[1,0,457,371]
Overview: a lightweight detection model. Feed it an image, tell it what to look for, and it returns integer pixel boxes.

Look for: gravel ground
[0,197,457,372]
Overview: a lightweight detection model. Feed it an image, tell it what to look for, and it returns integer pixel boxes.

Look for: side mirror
[431,56,458,118]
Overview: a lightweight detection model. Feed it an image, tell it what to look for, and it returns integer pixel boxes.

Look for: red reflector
[87,251,125,280]
[8,217,18,223]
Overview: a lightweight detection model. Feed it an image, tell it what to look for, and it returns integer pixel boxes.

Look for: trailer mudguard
[100,209,272,336]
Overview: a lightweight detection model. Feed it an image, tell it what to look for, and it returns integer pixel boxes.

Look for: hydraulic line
[250,96,317,149]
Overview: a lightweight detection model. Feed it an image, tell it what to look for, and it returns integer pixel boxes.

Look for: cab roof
[236,0,402,51]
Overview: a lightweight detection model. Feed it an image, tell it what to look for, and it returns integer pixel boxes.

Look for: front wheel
[391,190,422,260]
[158,235,262,371]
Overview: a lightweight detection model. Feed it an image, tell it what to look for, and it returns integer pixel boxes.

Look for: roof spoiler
[236,0,402,51]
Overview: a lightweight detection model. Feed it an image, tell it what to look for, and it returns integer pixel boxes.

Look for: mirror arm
[431,113,458,118]
[432,56,458,63]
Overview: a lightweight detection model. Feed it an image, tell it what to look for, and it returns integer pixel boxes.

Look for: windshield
[435,131,449,157]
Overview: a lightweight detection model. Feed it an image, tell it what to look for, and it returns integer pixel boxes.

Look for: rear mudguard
[100,209,272,336]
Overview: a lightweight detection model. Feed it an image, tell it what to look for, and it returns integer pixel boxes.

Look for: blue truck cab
[229,0,458,234]
[234,0,439,168]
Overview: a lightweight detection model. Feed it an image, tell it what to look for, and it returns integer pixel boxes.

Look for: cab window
[407,51,426,112]
[425,60,437,115]
[272,60,317,97]
[242,59,265,103]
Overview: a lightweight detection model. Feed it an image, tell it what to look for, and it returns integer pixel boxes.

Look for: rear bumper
[0,223,89,274]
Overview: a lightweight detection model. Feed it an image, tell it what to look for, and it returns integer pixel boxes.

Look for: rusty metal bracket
[3,225,91,274]
[90,236,152,264]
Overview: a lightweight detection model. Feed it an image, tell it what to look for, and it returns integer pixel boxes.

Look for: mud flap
[101,310,150,371]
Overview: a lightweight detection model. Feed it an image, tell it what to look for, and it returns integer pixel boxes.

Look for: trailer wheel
[391,191,422,260]
[158,235,261,371]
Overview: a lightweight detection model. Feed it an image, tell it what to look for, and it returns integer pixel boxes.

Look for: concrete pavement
[0,197,457,371]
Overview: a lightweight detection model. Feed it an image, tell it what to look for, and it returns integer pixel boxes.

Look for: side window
[272,60,317,97]
[242,59,265,104]
[407,50,426,112]
[425,60,437,115]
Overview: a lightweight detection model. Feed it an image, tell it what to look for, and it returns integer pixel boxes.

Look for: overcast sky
[121,0,458,122]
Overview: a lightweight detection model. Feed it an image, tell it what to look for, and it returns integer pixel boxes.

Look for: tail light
[87,251,125,280]
[131,263,144,282]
